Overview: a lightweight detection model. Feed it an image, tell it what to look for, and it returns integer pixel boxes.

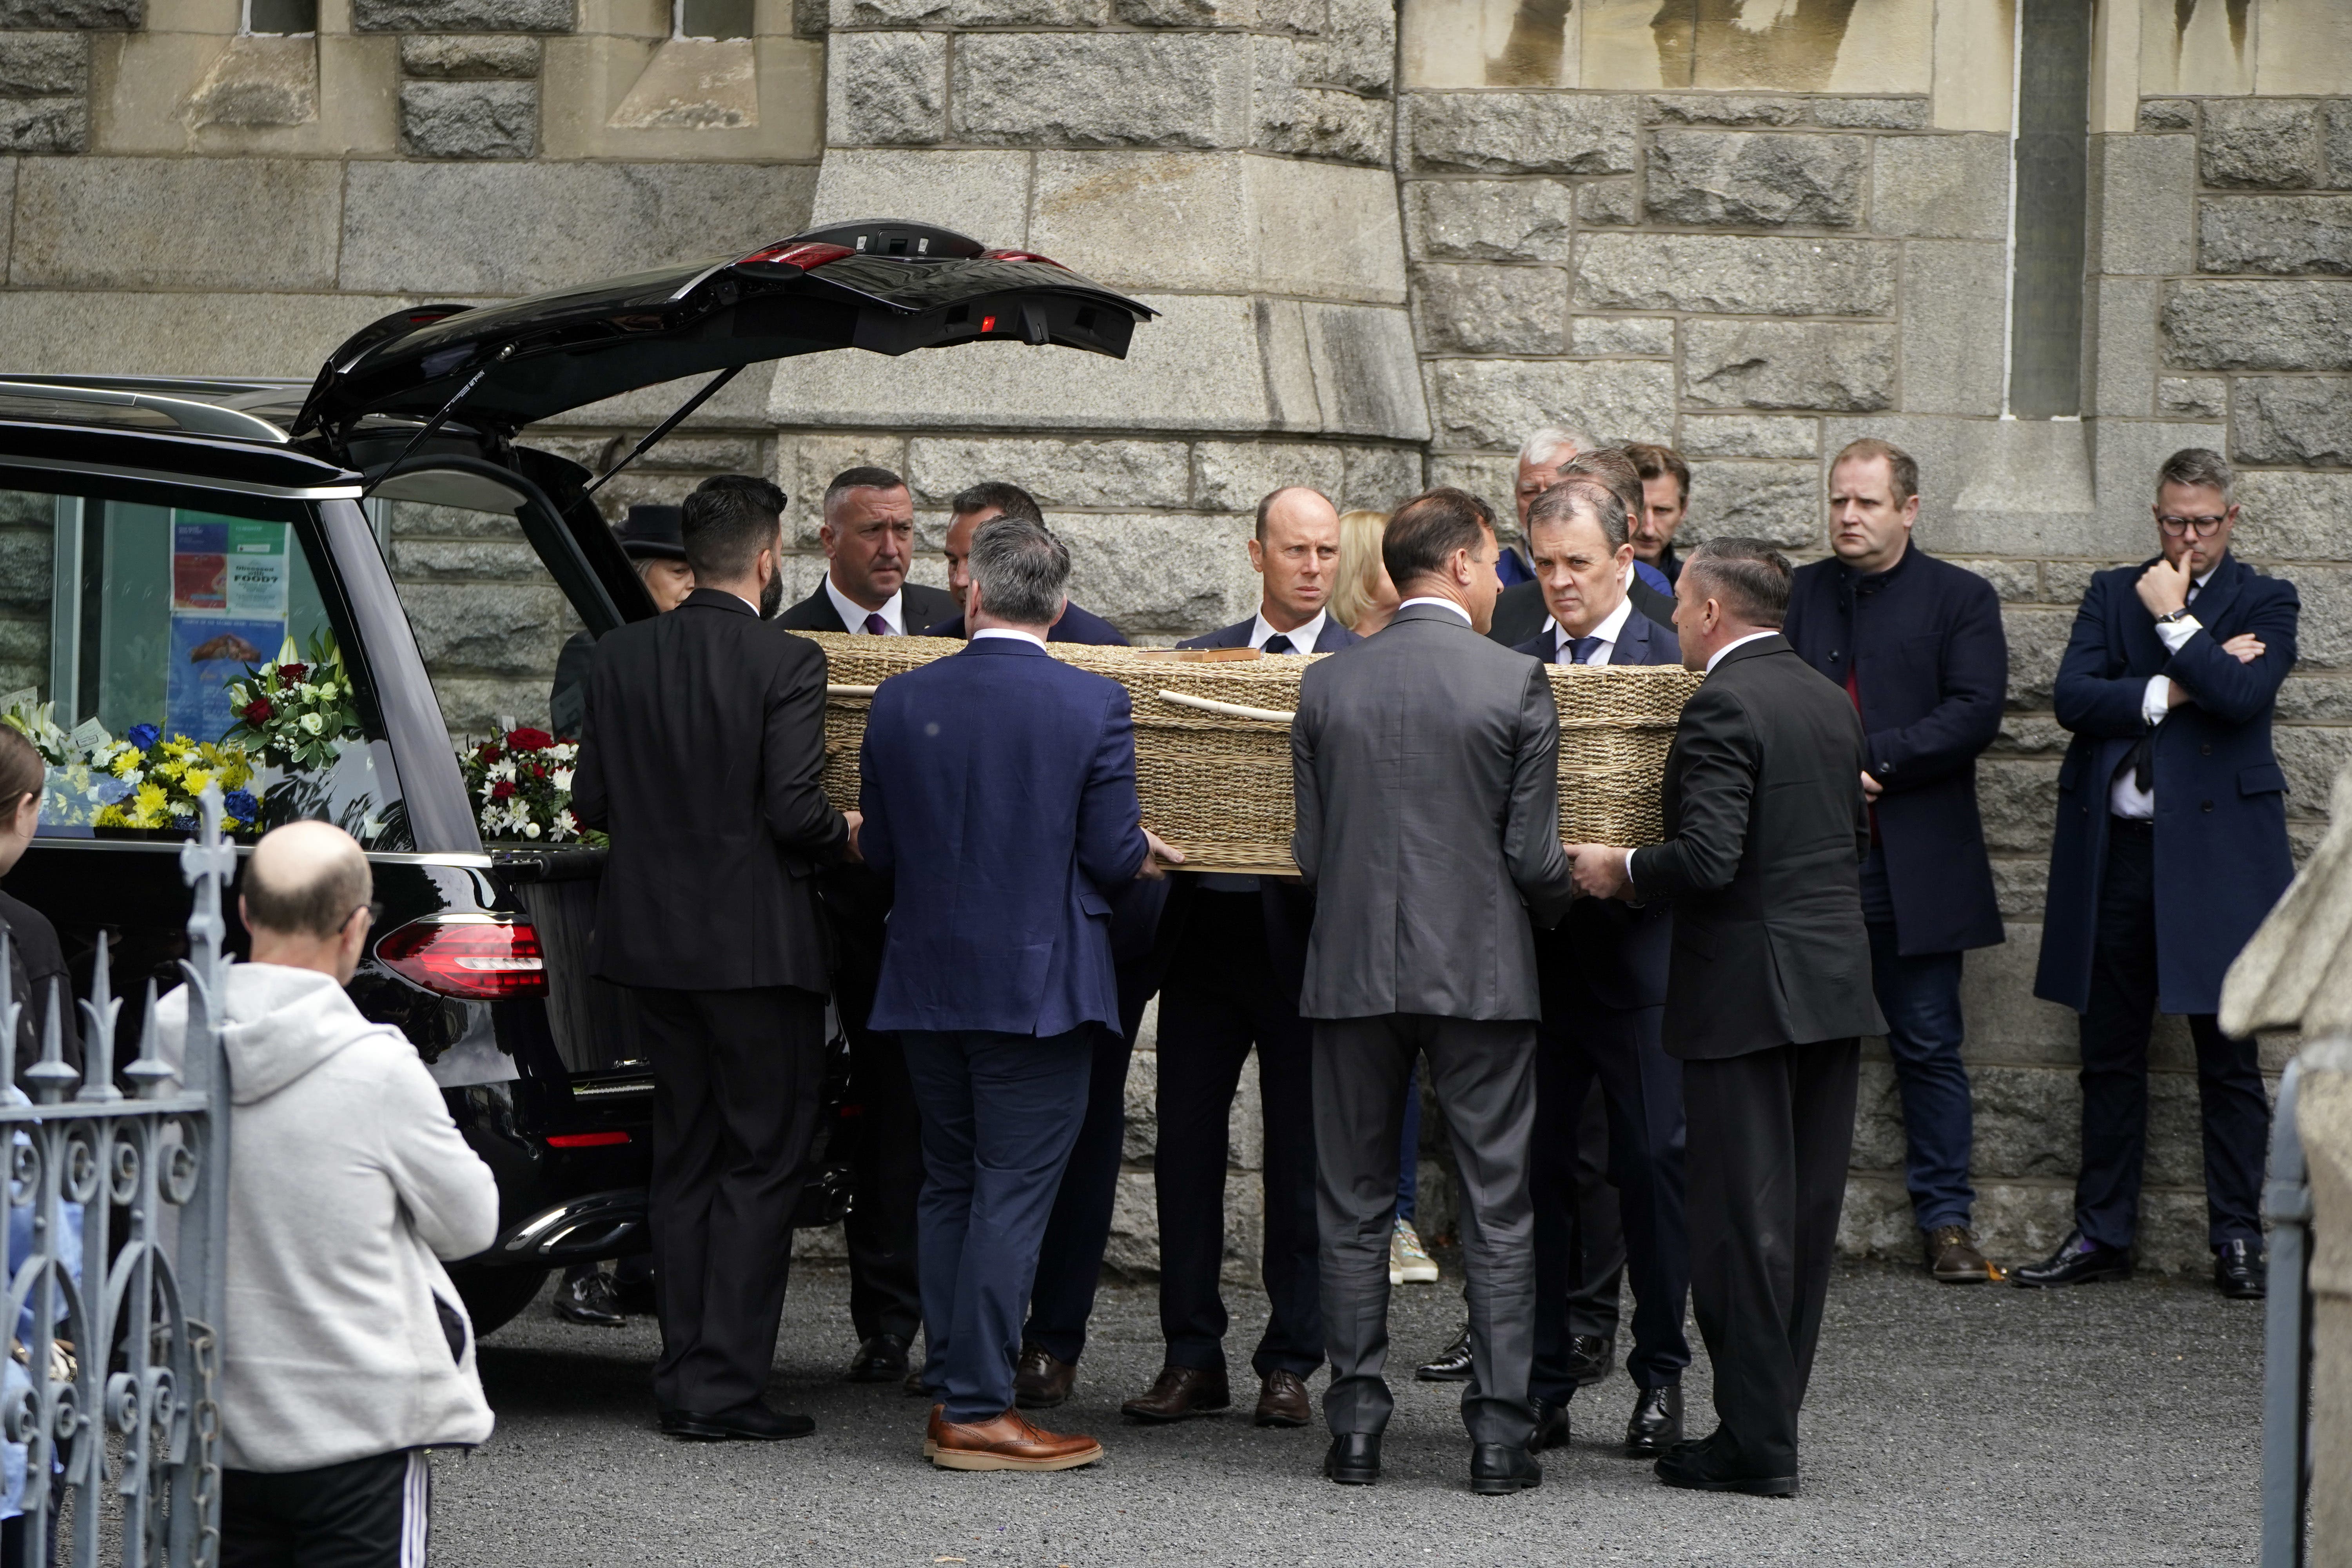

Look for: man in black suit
[1509,480,1690,1461]
[775,466,960,636]
[1784,440,2009,1284]
[1626,443,1688,589]
[1568,537,1884,1497]
[1490,443,1677,650]
[570,477,855,1441]
[921,482,1129,644]
[1292,487,1576,1495]
[774,466,955,1386]
[1118,486,1357,1432]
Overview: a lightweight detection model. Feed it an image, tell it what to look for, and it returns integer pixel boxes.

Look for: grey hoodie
[155,962,499,1472]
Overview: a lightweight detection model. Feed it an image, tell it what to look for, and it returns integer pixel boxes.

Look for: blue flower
[126,723,160,750]
[223,789,260,824]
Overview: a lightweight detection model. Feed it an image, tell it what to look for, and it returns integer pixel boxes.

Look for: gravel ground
[435,1259,2262,1567]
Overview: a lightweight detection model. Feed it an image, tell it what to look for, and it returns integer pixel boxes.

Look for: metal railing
[2260,1048,2317,1568]
[0,786,233,1567]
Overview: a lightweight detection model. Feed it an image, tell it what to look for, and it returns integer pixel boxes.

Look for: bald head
[1249,486,1342,632]
[244,822,371,942]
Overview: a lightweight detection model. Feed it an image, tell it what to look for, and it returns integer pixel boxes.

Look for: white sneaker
[1392,1218,1439,1284]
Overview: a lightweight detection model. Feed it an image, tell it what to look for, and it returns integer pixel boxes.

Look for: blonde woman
[1330,508,1401,636]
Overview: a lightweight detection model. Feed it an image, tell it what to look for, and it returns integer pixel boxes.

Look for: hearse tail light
[735,241,857,271]
[376,914,546,1000]
[981,249,1066,268]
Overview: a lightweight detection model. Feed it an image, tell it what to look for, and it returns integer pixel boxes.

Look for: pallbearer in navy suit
[2022,448,2296,1301]
[1508,479,1691,1461]
[858,513,1181,1471]
[1120,486,1359,1431]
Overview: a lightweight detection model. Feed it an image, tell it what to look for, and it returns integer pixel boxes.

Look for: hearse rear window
[0,485,408,846]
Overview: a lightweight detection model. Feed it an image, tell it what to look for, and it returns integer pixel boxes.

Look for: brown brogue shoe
[1120,1365,1231,1423]
[929,1408,1103,1472]
[924,1402,946,1458]
[1924,1225,1996,1283]
[1015,1343,1078,1410]
[1254,1369,1312,1428]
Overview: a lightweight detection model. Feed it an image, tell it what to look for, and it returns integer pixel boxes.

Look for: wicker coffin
[800,632,1698,874]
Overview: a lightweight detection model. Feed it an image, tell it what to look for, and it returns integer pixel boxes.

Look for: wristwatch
[2154,606,2194,624]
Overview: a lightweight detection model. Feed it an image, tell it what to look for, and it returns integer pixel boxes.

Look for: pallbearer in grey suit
[1289,487,1576,1497]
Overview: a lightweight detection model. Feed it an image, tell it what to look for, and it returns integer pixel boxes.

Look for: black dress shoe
[2214,1239,2267,1300]
[553,1267,625,1328]
[2010,1229,2132,1288]
[848,1333,910,1383]
[1624,1385,1683,1458]
[661,1401,817,1441]
[1470,1442,1541,1496]
[1563,1334,1615,1387]
[1653,1434,1795,1497]
[1415,1325,1474,1383]
[1323,1432,1381,1485]
[1529,1399,1571,1453]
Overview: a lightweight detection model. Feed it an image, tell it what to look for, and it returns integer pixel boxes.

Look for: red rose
[476,741,500,762]
[506,727,554,752]
[490,780,517,800]
[242,699,273,724]
[278,662,307,686]
[529,761,547,779]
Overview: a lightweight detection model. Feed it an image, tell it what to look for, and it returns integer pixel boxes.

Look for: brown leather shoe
[1924,1225,1997,1283]
[928,1406,1103,1472]
[1120,1365,1231,1423]
[1014,1343,1077,1410]
[1254,1369,1312,1428]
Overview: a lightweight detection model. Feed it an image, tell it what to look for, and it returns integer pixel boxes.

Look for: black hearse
[0,222,1152,1331]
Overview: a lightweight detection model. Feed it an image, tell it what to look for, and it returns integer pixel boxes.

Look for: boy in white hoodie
[156,821,499,1567]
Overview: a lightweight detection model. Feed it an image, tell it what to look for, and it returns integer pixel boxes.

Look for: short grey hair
[969,513,1070,626]
[2157,447,2234,503]
[1527,479,1628,550]
[1518,426,1589,470]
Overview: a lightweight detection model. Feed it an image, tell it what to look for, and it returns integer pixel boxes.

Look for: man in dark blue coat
[1782,439,2007,1284]
[1117,485,1358,1431]
[859,512,1178,1470]
[2022,448,2296,1301]
[1508,478,1691,1461]
[919,481,1130,645]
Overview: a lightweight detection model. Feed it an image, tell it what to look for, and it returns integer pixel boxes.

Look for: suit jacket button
[2201,799,2215,812]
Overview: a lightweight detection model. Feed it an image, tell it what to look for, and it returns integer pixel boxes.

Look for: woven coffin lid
[798,632,1698,873]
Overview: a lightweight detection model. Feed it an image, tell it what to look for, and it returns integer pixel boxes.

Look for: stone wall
[4,0,2352,1277]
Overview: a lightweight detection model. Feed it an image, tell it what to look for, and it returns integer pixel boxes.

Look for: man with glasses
[2023,448,2296,1300]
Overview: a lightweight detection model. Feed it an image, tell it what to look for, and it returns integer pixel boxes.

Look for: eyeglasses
[2157,513,2230,537]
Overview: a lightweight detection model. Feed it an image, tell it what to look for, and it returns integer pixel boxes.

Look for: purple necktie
[863,612,890,635]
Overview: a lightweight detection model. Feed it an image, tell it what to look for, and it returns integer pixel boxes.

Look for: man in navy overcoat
[1783,439,2007,1285]
[2022,448,2297,1300]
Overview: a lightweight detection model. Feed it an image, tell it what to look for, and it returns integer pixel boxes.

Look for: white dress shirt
[2111,570,2215,820]
[1249,607,1327,653]
[1704,630,1777,675]
[1551,595,1637,666]
[827,575,905,634]
[971,627,1045,650]
[1397,596,1473,626]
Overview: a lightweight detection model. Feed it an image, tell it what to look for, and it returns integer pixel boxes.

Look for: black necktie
[1262,634,1295,655]
[2121,581,2200,792]
[1568,635,1603,666]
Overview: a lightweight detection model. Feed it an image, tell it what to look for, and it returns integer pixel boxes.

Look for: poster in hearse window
[0,490,406,847]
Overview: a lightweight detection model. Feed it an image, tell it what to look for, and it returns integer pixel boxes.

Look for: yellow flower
[159,737,192,759]
[110,749,143,779]
[181,768,213,796]
[134,782,168,819]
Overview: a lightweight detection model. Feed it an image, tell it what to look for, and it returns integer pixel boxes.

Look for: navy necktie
[1568,635,1603,665]
[1262,633,1296,655]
